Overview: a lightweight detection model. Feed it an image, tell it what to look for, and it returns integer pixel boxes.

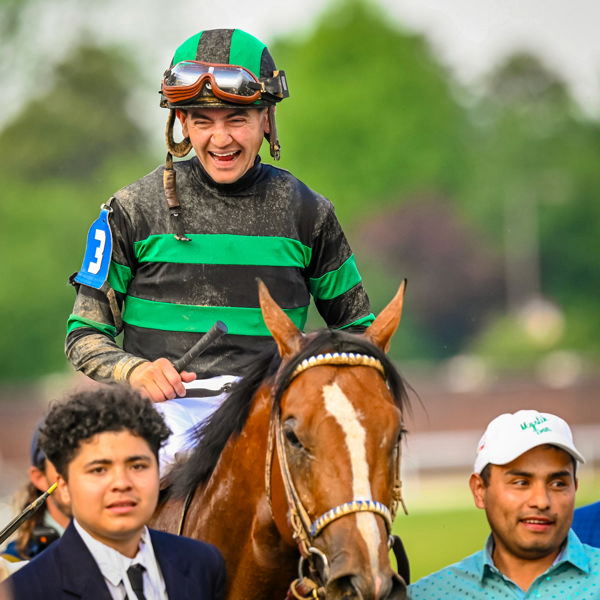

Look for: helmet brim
[160,97,276,110]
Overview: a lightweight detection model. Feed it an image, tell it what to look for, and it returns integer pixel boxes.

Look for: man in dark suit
[1,384,225,600]
[572,500,600,547]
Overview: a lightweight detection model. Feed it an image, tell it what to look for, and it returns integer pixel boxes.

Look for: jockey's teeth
[212,151,238,160]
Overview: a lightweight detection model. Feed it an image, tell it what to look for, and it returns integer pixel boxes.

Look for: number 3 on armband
[88,229,106,275]
[75,206,113,290]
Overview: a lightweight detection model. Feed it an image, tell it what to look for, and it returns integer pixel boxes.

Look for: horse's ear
[258,279,305,360]
[362,279,406,353]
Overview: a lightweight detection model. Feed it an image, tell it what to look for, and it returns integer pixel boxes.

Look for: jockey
[65,29,374,471]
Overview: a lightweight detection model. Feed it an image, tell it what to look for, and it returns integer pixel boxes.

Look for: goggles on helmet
[161,60,289,106]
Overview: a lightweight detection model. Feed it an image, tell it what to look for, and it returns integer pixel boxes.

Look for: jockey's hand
[129,358,197,403]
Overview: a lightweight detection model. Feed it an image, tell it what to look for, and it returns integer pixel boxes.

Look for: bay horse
[152,280,411,600]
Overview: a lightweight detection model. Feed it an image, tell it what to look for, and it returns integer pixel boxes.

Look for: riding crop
[0,483,57,546]
[172,320,228,372]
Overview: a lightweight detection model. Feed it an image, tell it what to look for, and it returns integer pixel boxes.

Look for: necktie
[127,563,147,600]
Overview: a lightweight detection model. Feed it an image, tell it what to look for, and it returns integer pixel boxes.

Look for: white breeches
[153,375,238,473]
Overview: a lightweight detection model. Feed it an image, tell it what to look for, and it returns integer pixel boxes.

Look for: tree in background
[0,43,146,181]
[461,52,600,369]
[359,196,505,359]
[0,41,155,381]
[268,0,469,224]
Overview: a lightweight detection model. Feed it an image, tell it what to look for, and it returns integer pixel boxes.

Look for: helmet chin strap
[166,108,192,158]
[267,105,281,161]
[164,109,192,242]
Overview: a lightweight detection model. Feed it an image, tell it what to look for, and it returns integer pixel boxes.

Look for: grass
[391,469,600,583]
[393,506,489,582]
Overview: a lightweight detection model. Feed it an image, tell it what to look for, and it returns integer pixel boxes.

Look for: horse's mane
[166,329,410,500]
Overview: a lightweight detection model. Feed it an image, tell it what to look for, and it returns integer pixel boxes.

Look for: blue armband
[75,205,113,289]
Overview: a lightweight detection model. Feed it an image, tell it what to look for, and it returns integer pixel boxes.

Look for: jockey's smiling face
[57,429,160,558]
[177,107,269,185]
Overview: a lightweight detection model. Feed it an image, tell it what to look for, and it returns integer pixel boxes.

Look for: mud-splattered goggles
[161,60,289,106]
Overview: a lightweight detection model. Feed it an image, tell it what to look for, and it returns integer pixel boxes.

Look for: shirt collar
[73,519,150,587]
[192,155,263,193]
[561,529,593,574]
[480,534,496,579]
[480,529,591,582]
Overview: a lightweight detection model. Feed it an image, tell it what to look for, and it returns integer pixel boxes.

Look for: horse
[152,280,411,600]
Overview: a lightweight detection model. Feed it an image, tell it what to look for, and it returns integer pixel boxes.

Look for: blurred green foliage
[269,0,469,224]
[0,44,147,181]
[0,41,157,380]
[0,0,599,382]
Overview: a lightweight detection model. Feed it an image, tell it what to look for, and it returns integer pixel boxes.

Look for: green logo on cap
[520,415,551,435]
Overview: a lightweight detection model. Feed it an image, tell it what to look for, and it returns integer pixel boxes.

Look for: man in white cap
[408,409,600,599]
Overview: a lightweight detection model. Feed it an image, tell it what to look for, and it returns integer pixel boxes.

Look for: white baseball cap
[474,409,585,474]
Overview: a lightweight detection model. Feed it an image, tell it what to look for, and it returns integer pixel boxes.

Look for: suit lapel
[152,531,196,600]
[56,523,113,600]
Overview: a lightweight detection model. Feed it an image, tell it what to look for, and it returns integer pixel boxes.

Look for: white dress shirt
[73,519,168,600]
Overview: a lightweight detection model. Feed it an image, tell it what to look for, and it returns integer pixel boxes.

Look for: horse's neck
[185,386,277,542]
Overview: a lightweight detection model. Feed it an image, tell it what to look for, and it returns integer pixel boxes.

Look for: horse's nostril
[372,573,407,600]
[327,575,361,599]
[385,573,408,600]
[327,574,407,600]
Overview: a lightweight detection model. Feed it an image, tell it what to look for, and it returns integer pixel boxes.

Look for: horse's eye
[284,427,302,448]
[397,426,408,445]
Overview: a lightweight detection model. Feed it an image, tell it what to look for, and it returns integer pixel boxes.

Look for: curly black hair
[38,384,171,478]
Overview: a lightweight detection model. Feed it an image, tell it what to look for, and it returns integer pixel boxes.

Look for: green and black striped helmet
[160,29,289,110]
[162,28,288,161]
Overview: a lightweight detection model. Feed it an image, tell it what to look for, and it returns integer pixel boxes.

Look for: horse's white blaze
[322,382,381,576]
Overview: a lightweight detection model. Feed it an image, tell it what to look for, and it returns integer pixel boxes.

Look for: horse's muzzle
[326,572,407,600]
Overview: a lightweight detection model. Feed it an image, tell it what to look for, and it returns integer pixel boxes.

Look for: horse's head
[259,281,409,600]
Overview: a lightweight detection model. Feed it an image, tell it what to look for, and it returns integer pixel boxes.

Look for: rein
[265,352,408,599]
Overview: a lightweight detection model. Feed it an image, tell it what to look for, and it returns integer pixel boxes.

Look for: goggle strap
[260,70,289,101]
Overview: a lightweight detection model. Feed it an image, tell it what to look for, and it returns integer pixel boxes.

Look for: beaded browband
[290,352,386,382]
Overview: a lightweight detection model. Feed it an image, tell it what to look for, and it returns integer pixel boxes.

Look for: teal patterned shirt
[408,530,600,599]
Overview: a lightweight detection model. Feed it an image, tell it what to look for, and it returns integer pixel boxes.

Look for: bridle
[265,352,408,599]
